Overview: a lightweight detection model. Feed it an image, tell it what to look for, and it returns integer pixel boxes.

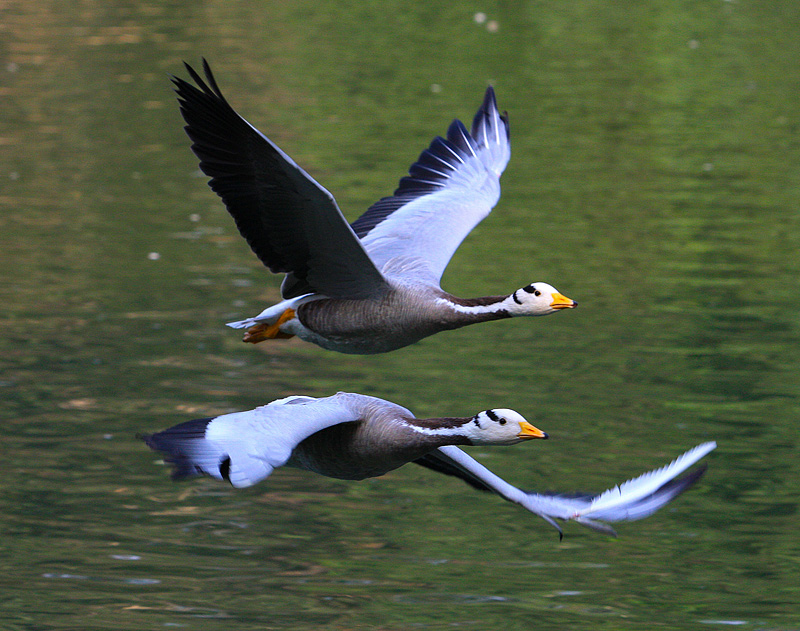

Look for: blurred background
[1,1,798,629]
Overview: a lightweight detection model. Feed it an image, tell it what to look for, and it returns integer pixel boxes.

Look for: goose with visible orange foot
[172,61,576,355]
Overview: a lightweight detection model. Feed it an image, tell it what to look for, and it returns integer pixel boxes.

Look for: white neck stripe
[434,297,509,315]
[404,423,469,437]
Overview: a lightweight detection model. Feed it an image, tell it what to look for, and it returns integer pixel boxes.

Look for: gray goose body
[292,284,513,354]
[172,61,577,355]
[142,392,716,536]
[287,410,470,480]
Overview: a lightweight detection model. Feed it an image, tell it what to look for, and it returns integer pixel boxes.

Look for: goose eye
[498,418,506,425]
[534,290,541,297]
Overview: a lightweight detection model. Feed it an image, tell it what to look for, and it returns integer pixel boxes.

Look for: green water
[2,1,798,629]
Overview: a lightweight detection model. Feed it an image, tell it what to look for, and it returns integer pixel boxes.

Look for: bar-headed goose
[172,61,576,355]
[142,392,715,536]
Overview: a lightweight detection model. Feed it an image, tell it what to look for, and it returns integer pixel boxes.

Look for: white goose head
[464,408,548,446]
[507,282,577,316]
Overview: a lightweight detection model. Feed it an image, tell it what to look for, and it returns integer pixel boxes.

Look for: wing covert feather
[352,87,511,282]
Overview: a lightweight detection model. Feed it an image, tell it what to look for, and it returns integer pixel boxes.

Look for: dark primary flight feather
[140,418,215,481]
[413,452,495,492]
[173,59,389,300]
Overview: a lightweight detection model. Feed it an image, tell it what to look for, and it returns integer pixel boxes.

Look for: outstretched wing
[351,87,511,284]
[173,60,389,300]
[142,394,363,489]
[431,442,717,537]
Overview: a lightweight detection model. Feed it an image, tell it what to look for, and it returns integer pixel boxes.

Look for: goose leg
[243,309,296,343]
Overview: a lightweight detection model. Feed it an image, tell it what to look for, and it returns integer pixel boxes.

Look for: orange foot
[242,309,296,344]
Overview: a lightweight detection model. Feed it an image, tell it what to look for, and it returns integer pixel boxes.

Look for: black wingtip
[182,60,206,90]
[174,58,227,104]
[200,57,225,101]
[665,463,709,497]
[471,84,509,140]
[649,462,709,501]
[483,85,497,111]
[140,417,214,481]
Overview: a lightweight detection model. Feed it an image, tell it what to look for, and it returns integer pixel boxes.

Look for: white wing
[351,87,511,284]
[435,442,716,536]
[143,393,365,489]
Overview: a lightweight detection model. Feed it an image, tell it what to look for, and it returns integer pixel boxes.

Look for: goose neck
[402,416,474,446]
[436,294,513,324]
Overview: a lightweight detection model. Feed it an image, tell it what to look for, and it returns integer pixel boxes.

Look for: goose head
[507,282,577,316]
[465,409,548,446]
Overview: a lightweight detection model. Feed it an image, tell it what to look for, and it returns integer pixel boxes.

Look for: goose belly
[286,423,429,480]
[294,294,450,354]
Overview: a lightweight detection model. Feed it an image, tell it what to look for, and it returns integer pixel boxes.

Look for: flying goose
[141,392,716,536]
[172,61,577,355]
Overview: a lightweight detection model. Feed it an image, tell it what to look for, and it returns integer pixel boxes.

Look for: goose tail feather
[226,318,257,329]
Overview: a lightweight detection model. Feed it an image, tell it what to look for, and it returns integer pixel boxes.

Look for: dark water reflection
[2,2,799,630]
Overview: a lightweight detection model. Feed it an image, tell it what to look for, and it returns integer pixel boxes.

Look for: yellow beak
[550,292,577,310]
[517,420,548,440]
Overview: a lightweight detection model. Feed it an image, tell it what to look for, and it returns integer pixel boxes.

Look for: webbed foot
[242,309,296,343]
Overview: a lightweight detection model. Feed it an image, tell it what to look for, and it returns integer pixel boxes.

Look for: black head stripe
[486,409,500,422]
[512,290,522,305]
[473,414,482,428]
[523,284,536,293]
